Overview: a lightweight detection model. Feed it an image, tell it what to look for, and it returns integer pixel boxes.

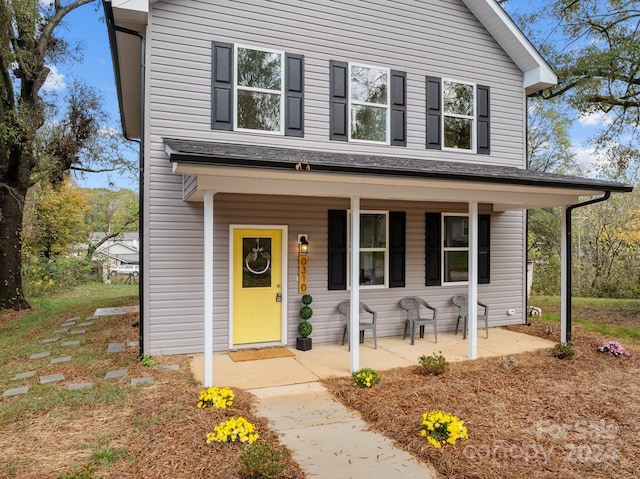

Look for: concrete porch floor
[190,327,554,389]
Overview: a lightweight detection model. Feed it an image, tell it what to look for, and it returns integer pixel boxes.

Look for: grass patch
[529,295,640,343]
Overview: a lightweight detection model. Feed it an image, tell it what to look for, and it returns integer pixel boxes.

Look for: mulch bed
[322,323,640,478]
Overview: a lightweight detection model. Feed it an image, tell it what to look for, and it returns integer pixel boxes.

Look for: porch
[190,328,554,389]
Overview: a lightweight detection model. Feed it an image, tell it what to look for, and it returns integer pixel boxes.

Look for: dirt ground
[2,303,639,478]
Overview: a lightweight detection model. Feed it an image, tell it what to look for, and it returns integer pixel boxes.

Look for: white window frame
[347,210,389,289]
[442,78,476,153]
[234,44,285,135]
[348,62,391,145]
[442,213,469,285]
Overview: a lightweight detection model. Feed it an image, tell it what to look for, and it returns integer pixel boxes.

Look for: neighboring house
[90,232,140,270]
[103,0,631,384]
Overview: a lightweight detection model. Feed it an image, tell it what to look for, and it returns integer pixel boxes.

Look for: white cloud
[42,65,66,92]
[572,145,608,177]
[578,111,613,127]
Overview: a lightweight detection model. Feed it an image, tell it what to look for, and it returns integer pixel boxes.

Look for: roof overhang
[102,0,148,139]
[462,0,557,94]
[165,140,632,211]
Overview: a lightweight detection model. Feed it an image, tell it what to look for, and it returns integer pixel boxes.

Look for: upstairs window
[212,42,304,137]
[426,77,490,154]
[349,64,390,143]
[330,62,406,146]
[235,46,284,133]
[443,80,475,151]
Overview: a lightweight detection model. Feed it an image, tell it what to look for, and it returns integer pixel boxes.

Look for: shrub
[550,342,576,360]
[197,386,235,409]
[301,294,313,306]
[206,417,258,444]
[238,443,290,479]
[418,352,447,375]
[598,340,630,356]
[297,320,312,338]
[352,368,381,388]
[299,305,313,320]
[420,410,468,448]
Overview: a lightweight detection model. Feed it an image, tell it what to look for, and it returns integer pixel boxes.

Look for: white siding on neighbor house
[144,0,530,354]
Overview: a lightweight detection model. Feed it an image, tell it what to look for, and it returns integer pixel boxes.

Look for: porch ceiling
[165,139,632,211]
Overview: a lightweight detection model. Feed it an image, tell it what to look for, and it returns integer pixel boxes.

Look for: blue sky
[48,2,134,190]
[53,0,602,192]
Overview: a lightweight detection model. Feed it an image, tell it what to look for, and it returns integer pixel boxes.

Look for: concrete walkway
[191,328,554,478]
[251,382,438,478]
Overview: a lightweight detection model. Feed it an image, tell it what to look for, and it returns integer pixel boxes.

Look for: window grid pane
[351,105,387,142]
[237,48,282,90]
[237,90,281,131]
[445,251,468,282]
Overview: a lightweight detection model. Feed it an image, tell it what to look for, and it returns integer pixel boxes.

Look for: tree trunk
[0,184,31,310]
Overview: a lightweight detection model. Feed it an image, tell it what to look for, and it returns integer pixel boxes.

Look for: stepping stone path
[50,356,72,365]
[67,383,93,391]
[3,386,30,397]
[39,373,65,384]
[105,369,128,380]
[1,309,170,398]
[30,352,50,360]
[158,364,180,372]
[107,343,125,353]
[131,377,154,386]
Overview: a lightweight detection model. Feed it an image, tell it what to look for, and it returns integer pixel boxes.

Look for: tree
[505,0,640,178]
[22,176,90,259]
[0,0,135,310]
[83,187,138,260]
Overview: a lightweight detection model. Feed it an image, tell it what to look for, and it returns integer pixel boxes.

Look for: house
[90,232,140,270]
[102,0,631,385]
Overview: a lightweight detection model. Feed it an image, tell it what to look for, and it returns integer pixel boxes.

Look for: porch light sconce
[298,235,309,256]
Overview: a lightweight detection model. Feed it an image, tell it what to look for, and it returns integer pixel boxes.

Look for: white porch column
[560,205,568,343]
[350,196,361,372]
[204,190,215,387]
[468,201,478,359]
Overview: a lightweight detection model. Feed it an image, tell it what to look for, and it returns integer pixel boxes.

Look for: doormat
[228,347,295,362]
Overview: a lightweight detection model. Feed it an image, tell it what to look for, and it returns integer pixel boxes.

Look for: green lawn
[529,295,640,342]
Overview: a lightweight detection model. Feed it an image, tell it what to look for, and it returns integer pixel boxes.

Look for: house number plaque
[298,256,308,294]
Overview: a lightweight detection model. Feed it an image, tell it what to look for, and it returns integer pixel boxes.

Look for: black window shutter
[285,53,304,137]
[425,213,441,286]
[212,42,234,130]
[328,210,347,290]
[477,85,490,155]
[390,71,407,147]
[426,76,442,150]
[478,214,490,284]
[389,211,406,287]
[330,61,348,141]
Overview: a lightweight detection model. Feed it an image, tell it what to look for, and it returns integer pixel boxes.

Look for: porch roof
[166,139,632,210]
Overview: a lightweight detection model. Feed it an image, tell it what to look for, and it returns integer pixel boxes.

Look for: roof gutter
[102,0,146,358]
[564,192,611,343]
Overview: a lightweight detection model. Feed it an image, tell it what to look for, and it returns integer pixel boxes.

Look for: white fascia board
[462,0,557,94]
[172,162,592,210]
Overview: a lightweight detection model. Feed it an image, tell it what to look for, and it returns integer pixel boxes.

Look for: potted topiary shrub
[296,294,313,351]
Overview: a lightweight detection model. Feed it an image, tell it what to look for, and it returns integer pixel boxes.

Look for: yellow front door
[233,229,282,345]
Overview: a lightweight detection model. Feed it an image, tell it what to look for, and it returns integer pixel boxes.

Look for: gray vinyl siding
[144,0,529,354]
[147,0,525,166]
[147,193,526,354]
